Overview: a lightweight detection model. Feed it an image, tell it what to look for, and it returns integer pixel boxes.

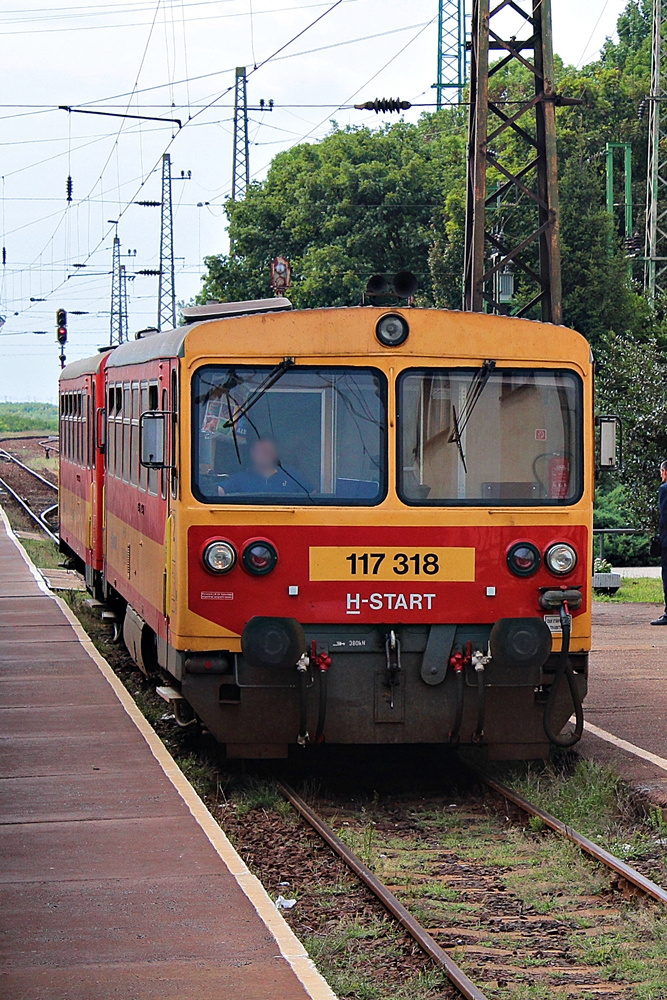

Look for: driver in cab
[218,438,312,496]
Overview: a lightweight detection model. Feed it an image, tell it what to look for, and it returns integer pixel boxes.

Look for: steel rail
[279,782,489,1000]
[0,474,59,543]
[0,449,58,492]
[476,771,667,906]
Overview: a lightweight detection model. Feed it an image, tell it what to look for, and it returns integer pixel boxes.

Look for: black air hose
[297,660,309,746]
[448,664,465,745]
[315,669,328,744]
[472,660,485,743]
[543,602,584,748]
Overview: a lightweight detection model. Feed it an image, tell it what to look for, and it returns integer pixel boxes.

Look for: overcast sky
[0,0,631,403]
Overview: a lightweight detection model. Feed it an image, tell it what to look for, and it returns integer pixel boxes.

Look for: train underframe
[122,612,587,760]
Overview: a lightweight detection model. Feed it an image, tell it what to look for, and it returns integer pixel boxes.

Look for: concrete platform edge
[0,507,338,1000]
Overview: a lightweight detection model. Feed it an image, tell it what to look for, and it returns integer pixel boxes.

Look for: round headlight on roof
[376,313,409,347]
[203,540,237,574]
[545,542,577,575]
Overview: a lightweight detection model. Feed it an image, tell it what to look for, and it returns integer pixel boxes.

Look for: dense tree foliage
[199,0,667,533]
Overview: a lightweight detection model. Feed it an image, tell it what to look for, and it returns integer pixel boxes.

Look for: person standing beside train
[651,459,667,625]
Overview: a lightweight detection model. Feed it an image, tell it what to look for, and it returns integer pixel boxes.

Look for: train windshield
[193,365,386,504]
[398,368,582,505]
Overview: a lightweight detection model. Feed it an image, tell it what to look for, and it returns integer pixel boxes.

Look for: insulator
[1,247,5,265]
[135,200,161,207]
[66,175,73,202]
[354,98,412,114]
[638,98,647,121]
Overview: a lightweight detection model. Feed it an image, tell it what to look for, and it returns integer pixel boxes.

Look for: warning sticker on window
[544,614,572,634]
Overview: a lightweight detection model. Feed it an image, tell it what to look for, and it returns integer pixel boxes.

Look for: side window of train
[122,384,131,483]
[170,368,178,500]
[139,384,149,492]
[88,390,93,470]
[161,387,168,500]
[130,383,140,487]
[107,385,115,476]
[147,382,159,497]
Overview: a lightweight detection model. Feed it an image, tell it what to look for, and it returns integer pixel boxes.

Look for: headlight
[242,540,278,576]
[203,540,237,574]
[545,543,577,575]
[507,542,541,577]
[376,313,409,347]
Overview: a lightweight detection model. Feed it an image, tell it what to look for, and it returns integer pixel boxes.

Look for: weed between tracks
[5,507,667,1000]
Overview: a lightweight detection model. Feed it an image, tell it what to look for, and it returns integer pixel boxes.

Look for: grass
[304,920,449,1000]
[594,577,664,603]
[21,536,61,569]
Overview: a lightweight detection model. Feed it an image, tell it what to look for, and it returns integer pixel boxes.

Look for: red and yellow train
[59,296,613,759]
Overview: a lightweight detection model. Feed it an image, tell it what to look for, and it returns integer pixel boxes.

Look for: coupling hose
[543,602,584,748]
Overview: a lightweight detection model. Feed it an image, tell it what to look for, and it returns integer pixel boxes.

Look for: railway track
[0,444,58,542]
[270,772,667,999]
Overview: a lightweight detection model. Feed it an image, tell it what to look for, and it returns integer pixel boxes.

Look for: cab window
[193,365,386,505]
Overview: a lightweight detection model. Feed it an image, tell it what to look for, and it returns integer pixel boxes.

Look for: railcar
[60,297,612,759]
[58,351,109,595]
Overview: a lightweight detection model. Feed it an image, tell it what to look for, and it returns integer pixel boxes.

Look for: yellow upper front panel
[180,307,591,370]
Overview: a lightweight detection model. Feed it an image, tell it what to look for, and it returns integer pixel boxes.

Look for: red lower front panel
[187,524,589,636]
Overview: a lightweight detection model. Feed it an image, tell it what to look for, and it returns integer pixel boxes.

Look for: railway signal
[56,308,67,369]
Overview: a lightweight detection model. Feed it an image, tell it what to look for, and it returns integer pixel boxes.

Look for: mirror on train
[140,412,167,468]
[597,415,621,471]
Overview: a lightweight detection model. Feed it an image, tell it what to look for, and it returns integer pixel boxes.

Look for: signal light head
[202,540,237,574]
[507,542,541,577]
[242,540,278,576]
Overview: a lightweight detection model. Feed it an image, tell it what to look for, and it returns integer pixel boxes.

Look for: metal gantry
[158,152,176,332]
[435,0,467,108]
[110,234,128,345]
[606,143,633,238]
[645,0,667,299]
[464,0,564,323]
[232,67,250,201]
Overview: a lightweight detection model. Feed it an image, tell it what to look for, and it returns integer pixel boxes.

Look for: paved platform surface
[582,601,667,811]
[0,509,335,1000]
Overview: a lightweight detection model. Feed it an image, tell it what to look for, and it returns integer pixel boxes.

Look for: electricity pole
[110,234,128,346]
[232,67,250,201]
[464,0,574,322]
[645,0,667,299]
[158,153,176,332]
[434,0,467,107]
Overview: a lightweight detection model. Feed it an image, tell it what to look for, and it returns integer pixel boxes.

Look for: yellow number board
[309,547,475,582]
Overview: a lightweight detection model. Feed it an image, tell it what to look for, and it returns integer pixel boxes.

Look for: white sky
[0,0,630,403]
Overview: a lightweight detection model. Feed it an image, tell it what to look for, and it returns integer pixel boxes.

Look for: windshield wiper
[222,357,295,429]
[449,359,496,470]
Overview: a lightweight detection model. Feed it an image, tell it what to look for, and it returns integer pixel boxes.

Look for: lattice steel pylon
[645,0,667,299]
[435,0,467,108]
[109,234,128,345]
[464,0,567,323]
[232,67,250,201]
[158,152,176,332]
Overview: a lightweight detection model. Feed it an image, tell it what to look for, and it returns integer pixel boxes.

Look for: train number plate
[309,547,475,582]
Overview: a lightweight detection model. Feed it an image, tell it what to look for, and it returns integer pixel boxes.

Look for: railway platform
[0,507,336,1000]
[582,602,667,813]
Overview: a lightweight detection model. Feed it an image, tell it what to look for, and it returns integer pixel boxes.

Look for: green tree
[199,116,467,309]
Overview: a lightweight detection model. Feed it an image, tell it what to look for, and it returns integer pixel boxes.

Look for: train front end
[168,304,593,759]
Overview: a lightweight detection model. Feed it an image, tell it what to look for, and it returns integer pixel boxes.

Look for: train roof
[59,349,112,381]
[93,304,591,372]
[105,298,292,369]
